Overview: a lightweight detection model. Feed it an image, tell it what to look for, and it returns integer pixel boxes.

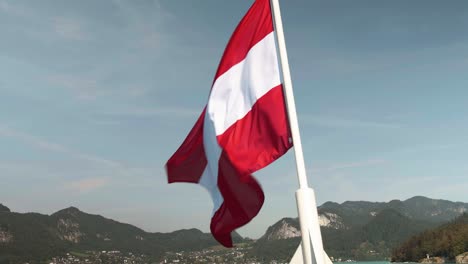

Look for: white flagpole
[269,0,327,263]
[270,1,308,190]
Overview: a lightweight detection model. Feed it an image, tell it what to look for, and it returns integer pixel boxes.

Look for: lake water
[333,261,455,264]
[336,262,391,264]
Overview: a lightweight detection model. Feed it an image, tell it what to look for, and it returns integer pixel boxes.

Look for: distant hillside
[0,205,242,263]
[0,204,9,212]
[248,218,302,261]
[391,213,468,262]
[251,196,467,262]
[319,196,468,228]
[1,196,465,263]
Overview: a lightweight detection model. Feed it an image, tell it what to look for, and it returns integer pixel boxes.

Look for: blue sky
[1,0,467,239]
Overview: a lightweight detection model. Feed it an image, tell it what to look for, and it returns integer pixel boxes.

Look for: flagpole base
[290,244,334,264]
[292,187,327,264]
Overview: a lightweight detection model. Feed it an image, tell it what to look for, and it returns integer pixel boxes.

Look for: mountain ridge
[252,196,468,262]
[0,204,225,263]
[1,196,466,263]
[0,203,10,212]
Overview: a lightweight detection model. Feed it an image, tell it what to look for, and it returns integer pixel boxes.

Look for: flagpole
[270,0,326,263]
[270,0,308,190]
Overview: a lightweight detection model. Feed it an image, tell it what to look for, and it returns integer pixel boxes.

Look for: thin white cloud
[0,0,27,16]
[65,177,109,193]
[52,17,86,40]
[126,86,151,97]
[301,115,401,129]
[112,0,168,50]
[311,37,468,77]
[318,57,379,75]
[0,125,121,168]
[311,159,387,173]
[0,0,9,12]
[100,106,200,118]
[47,74,153,101]
[140,30,160,49]
[389,142,468,155]
[0,124,162,193]
[47,74,102,100]
[0,159,159,193]
[0,126,67,152]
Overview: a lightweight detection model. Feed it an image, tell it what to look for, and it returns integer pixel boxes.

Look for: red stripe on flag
[210,151,265,247]
[166,108,207,184]
[217,85,292,180]
[214,0,274,80]
[210,85,292,247]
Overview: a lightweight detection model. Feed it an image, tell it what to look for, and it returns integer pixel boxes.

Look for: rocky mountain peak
[264,218,301,240]
[261,212,347,242]
[52,206,82,218]
[56,218,83,243]
[62,206,81,213]
[0,204,10,213]
[318,212,345,229]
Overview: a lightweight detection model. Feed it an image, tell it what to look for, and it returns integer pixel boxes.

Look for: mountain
[0,205,240,263]
[319,196,468,228]
[0,210,66,263]
[391,213,468,262]
[252,196,468,262]
[0,204,9,212]
[1,196,466,263]
[248,218,302,261]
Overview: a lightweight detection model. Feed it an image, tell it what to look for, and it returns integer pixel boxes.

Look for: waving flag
[166,0,292,247]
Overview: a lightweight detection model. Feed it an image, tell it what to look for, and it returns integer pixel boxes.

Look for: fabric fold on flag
[166,0,292,247]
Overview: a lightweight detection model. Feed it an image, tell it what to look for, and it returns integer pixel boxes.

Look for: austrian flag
[166,0,292,247]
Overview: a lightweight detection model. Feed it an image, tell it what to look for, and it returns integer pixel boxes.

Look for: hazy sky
[1,0,467,239]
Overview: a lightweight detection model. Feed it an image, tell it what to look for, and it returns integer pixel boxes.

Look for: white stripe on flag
[207,32,281,136]
[200,32,280,215]
[198,165,224,215]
